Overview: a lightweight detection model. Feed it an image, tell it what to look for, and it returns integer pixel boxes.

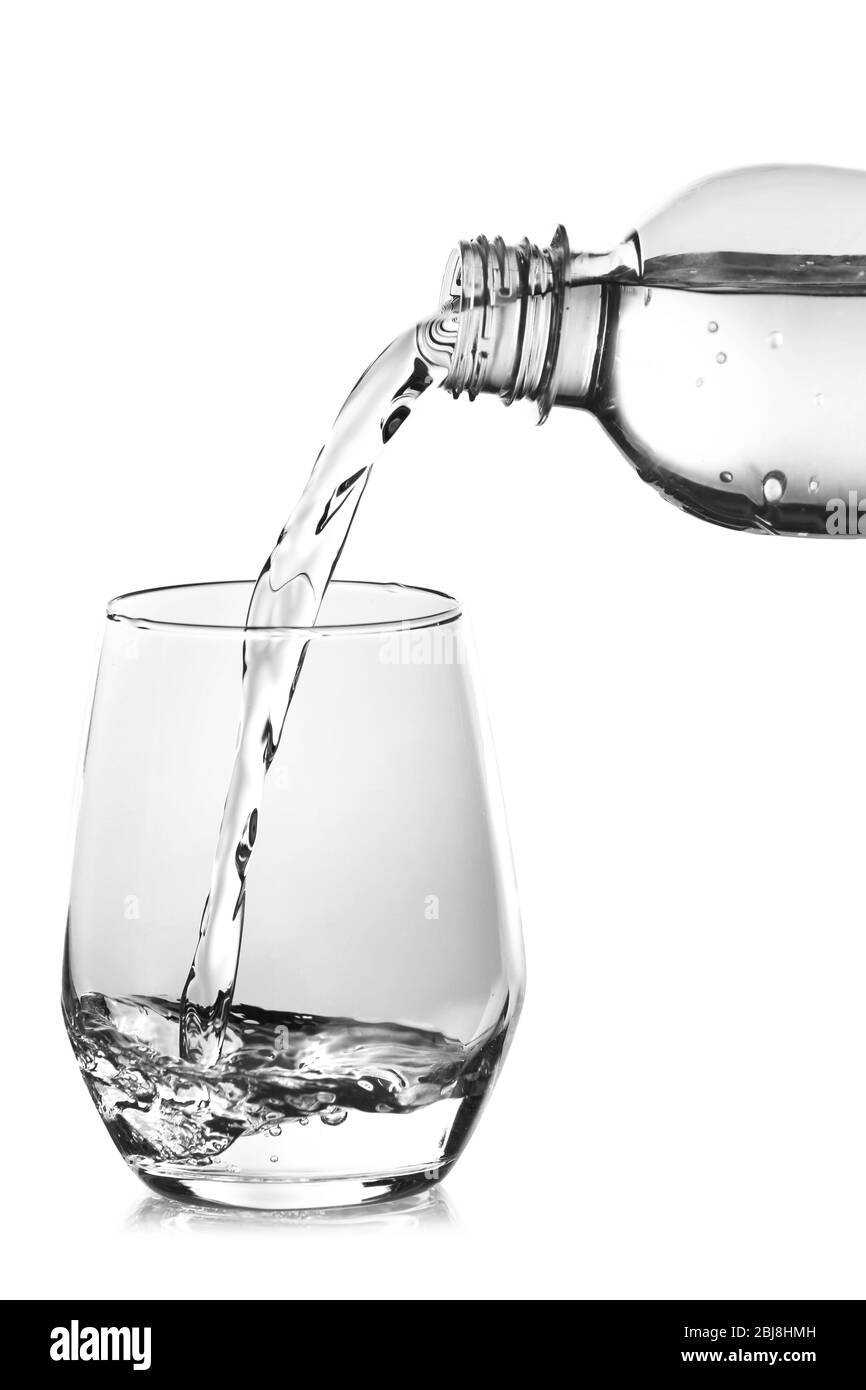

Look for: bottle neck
[440,227,639,420]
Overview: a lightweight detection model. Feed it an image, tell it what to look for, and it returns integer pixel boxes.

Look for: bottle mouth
[440,229,571,421]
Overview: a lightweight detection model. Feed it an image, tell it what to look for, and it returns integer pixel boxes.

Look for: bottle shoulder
[635,165,866,292]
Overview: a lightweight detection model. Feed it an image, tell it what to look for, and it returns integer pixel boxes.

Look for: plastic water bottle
[442,165,866,537]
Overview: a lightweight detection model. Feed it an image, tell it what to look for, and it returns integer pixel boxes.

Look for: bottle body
[596,278,866,533]
[443,166,866,536]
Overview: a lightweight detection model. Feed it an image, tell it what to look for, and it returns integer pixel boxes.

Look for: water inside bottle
[601,253,866,533]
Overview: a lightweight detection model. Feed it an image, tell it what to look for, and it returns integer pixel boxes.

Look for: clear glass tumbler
[63,580,524,1208]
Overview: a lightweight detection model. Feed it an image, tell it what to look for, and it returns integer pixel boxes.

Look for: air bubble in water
[268,1126,281,1138]
[269,1154,279,1163]
[767,331,784,349]
[696,377,704,388]
[720,471,733,483]
[299,1116,309,1126]
[707,320,719,333]
[809,477,820,494]
[358,1080,374,1092]
[762,471,787,504]
[715,352,727,364]
[321,1106,348,1127]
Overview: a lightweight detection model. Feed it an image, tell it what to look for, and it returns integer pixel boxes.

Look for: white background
[2,0,865,1300]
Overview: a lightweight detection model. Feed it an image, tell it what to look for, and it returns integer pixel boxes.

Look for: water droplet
[762,471,787,504]
[809,477,820,494]
[320,1106,348,1127]
[268,1126,281,1138]
[298,1116,309,1126]
[767,331,784,350]
[269,1154,279,1163]
[720,471,733,484]
[715,351,727,365]
[695,377,704,388]
[707,320,719,333]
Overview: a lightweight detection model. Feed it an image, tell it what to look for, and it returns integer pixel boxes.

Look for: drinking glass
[63,580,524,1208]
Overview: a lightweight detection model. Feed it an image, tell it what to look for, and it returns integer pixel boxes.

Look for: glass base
[138,1160,451,1211]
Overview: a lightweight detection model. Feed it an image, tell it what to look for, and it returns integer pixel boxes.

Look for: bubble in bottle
[809,477,820,494]
[715,351,727,365]
[299,1116,309,1126]
[720,471,733,483]
[268,1126,281,1138]
[269,1154,279,1164]
[695,377,704,388]
[767,331,784,350]
[762,472,787,504]
[707,320,719,333]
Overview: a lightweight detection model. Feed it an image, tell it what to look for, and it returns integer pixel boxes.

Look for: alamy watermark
[826,491,866,535]
[379,621,464,666]
[50,1320,151,1371]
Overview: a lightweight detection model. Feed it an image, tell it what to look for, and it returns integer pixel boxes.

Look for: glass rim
[106,579,463,637]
